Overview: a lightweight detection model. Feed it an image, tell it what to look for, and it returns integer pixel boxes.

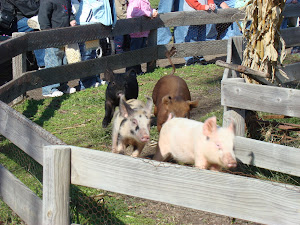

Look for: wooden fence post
[222,78,246,137]
[146,29,157,72]
[11,32,26,105]
[43,146,71,225]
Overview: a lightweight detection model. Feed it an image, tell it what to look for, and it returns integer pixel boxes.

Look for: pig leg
[131,144,145,157]
[102,101,115,128]
[209,164,221,171]
[115,141,125,154]
[194,155,210,170]
[153,145,171,162]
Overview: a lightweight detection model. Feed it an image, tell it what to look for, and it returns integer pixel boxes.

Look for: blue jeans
[114,35,124,54]
[157,0,187,44]
[184,25,206,62]
[17,17,45,67]
[78,43,101,90]
[219,22,242,40]
[42,47,69,95]
[126,37,147,74]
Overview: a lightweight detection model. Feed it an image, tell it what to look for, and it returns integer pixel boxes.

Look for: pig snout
[222,152,237,168]
[141,135,150,142]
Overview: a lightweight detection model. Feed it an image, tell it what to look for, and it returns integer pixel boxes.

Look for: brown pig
[152,48,198,132]
[152,75,199,132]
[153,116,237,171]
[112,95,153,157]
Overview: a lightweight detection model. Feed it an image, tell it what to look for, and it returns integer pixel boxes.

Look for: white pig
[112,95,153,157]
[153,116,237,171]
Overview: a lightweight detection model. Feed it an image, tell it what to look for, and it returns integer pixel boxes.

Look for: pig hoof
[102,119,109,128]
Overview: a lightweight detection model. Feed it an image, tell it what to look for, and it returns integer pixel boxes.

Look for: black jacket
[38,0,75,30]
[0,0,39,21]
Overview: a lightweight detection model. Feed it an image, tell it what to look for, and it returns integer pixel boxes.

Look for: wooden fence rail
[67,145,300,225]
[0,5,300,225]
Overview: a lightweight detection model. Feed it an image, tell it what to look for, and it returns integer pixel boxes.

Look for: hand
[204,5,210,10]
[152,9,158,18]
[70,20,76,27]
[209,3,216,11]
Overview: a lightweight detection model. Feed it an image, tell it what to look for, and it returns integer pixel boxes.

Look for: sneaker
[43,90,64,97]
[101,80,108,85]
[63,87,76,94]
[94,82,100,87]
[194,56,208,65]
[27,16,40,30]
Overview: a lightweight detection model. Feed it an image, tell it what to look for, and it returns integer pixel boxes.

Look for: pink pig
[153,116,237,171]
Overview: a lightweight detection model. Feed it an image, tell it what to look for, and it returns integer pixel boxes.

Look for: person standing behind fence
[183,0,216,66]
[75,0,116,91]
[157,0,187,45]
[0,0,45,69]
[114,0,129,54]
[126,0,158,75]
[38,0,77,97]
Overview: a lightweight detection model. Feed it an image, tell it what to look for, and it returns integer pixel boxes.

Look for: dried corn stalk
[239,0,286,84]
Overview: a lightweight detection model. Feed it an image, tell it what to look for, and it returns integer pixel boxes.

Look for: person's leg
[17,17,45,68]
[78,43,99,90]
[114,35,124,54]
[126,38,144,74]
[157,0,175,45]
[184,25,205,65]
[42,48,62,96]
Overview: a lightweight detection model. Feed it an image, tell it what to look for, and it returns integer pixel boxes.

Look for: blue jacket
[75,0,116,26]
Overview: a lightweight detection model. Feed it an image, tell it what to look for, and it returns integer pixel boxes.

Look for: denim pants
[17,17,45,67]
[126,37,147,74]
[42,47,69,95]
[184,25,206,62]
[157,0,188,45]
[78,43,101,90]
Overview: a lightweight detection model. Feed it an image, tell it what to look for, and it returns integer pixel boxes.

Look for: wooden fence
[0,5,300,225]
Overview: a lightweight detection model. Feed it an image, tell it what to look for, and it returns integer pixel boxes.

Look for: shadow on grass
[0,141,126,225]
[21,94,71,127]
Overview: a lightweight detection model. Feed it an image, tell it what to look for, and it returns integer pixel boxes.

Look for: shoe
[27,16,40,30]
[194,56,208,65]
[63,87,76,94]
[185,58,195,66]
[43,90,64,97]
[101,80,108,85]
[291,46,300,55]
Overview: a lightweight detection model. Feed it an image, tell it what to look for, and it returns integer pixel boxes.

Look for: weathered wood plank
[1,4,299,64]
[0,164,42,225]
[0,101,65,165]
[43,146,71,225]
[0,40,228,103]
[221,79,300,118]
[11,32,26,105]
[282,2,300,17]
[278,62,300,83]
[70,146,300,225]
[281,26,300,47]
[234,136,300,177]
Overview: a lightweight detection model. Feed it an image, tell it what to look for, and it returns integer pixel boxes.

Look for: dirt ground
[25,56,261,225]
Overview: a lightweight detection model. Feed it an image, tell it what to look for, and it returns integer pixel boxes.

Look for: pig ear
[104,68,114,82]
[203,116,217,137]
[119,95,134,118]
[145,96,153,113]
[162,95,172,105]
[188,100,199,109]
[125,68,137,77]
